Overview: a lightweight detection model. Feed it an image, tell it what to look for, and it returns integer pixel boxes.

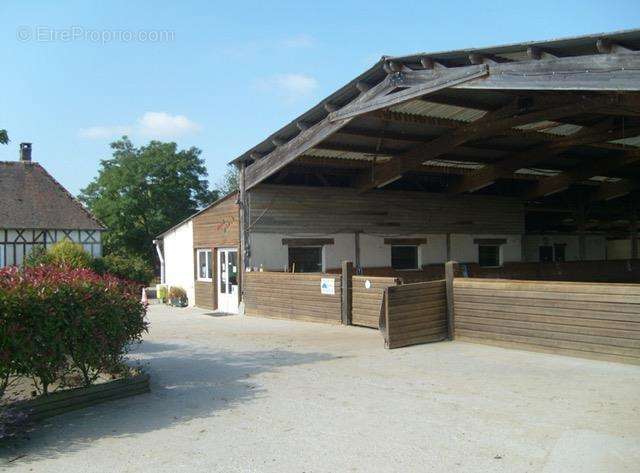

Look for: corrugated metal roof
[390,100,486,122]
[231,28,640,168]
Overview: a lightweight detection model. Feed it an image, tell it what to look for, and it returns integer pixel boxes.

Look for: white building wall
[607,239,632,260]
[524,234,607,262]
[163,220,195,305]
[249,232,521,270]
[450,234,522,264]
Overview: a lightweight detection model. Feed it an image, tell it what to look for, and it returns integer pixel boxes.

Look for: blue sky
[1,1,639,195]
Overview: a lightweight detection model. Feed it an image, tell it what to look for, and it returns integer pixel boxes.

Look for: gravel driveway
[2,304,639,472]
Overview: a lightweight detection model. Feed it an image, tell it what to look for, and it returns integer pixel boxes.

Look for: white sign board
[320,277,335,295]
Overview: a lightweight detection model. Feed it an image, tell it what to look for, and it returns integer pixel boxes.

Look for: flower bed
[0,265,149,435]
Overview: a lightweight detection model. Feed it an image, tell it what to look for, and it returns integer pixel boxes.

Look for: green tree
[80,137,216,261]
[0,129,8,145]
[215,164,239,196]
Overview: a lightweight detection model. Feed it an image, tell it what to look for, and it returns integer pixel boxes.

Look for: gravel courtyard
[2,304,639,472]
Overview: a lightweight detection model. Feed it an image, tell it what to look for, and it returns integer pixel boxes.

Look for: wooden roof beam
[596,38,634,54]
[591,178,640,202]
[454,51,640,91]
[328,64,488,122]
[356,94,621,191]
[526,46,559,60]
[449,118,640,194]
[524,149,640,199]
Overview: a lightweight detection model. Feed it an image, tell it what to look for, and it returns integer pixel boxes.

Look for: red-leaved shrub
[0,266,148,395]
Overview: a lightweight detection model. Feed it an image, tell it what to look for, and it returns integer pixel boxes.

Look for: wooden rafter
[357,94,622,191]
[591,178,640,201]
[449,119,640,194]
[524,149,640,199]
[328,65,488,122]
[454,51,640,91]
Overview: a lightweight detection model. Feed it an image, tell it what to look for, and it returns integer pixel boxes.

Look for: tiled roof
[0,161,104,230]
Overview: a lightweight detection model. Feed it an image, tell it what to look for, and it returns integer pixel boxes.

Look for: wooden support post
[354,231,361,270]
[631,202,638,260]
[445,261,457,340]
[341,260,353,325]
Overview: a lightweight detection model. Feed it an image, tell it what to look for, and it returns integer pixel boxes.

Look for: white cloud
[254,73,318,102]
[281,34,314,48]
[78,125,132,139]
[79,112,201,140]
[137,112,201,138]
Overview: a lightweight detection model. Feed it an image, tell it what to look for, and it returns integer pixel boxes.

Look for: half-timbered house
[0,143,104,267]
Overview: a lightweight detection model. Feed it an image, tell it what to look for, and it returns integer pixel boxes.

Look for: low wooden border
[7,373,150,421]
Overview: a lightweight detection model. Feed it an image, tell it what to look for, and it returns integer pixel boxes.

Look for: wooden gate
[351,276,399,328]
[382,280,448,349]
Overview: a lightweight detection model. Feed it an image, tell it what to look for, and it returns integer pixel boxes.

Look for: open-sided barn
[158,29,640,363]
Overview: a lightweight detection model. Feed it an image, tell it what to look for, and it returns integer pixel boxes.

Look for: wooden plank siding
[244,272,342,324]
[352,276,399,328]
[192,194,240,310]
[453,278,640,364]
[248,184,524,235]
[383,280,448,349]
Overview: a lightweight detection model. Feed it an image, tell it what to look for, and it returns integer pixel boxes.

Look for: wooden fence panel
[352,276,399,328]
[244,272,342,324]
[383,280,448,349]
[453,278,640,364]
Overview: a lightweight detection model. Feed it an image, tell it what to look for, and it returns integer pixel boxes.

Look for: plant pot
[170,297,187,307]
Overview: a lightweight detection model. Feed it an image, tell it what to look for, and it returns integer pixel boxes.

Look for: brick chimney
[19,143,32,162]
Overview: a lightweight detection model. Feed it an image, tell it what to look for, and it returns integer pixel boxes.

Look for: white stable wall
[524,234,607,262]
[163,220,195,305]
[607,239,632,260]
[249,232,521,270]
[450,234,521,264]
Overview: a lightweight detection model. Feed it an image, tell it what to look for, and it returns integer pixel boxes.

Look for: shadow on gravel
[0,341,337,465]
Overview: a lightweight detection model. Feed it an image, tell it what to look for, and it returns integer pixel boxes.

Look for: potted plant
[168,286,188,307]
[157,285,168,303]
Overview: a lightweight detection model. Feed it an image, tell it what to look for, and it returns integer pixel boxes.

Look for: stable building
[155,193,240,311]
[0,143,104,267]
[160,29,640,314]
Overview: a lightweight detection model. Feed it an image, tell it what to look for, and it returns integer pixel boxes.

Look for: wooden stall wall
[248,185,524,235]
[192,193,240,310]
[454,279,640,364]
[244,272,342,324]
[454,260,640,283]
[383,280,448,349]
[351,276,399,328]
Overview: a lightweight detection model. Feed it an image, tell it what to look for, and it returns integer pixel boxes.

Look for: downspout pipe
[153,238,165,284]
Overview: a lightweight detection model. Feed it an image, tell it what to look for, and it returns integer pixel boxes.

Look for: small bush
[23,246,49,267]
[0,266,148,394]
[157,285,168,302]
[47,240,93,269]
[168,286,186,299]
[92,253,154,285]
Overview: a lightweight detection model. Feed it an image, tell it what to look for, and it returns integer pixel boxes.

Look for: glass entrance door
[217,248,239,313]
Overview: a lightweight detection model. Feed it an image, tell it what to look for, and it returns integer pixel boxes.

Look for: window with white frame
[197,249,213,281]
[0,245,4,268]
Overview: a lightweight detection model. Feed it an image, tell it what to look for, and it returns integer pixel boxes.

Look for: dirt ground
[1,304,639,472]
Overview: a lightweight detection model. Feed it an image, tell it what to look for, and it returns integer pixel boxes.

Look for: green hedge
[0,266,148,397]
[25,240,155,285]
